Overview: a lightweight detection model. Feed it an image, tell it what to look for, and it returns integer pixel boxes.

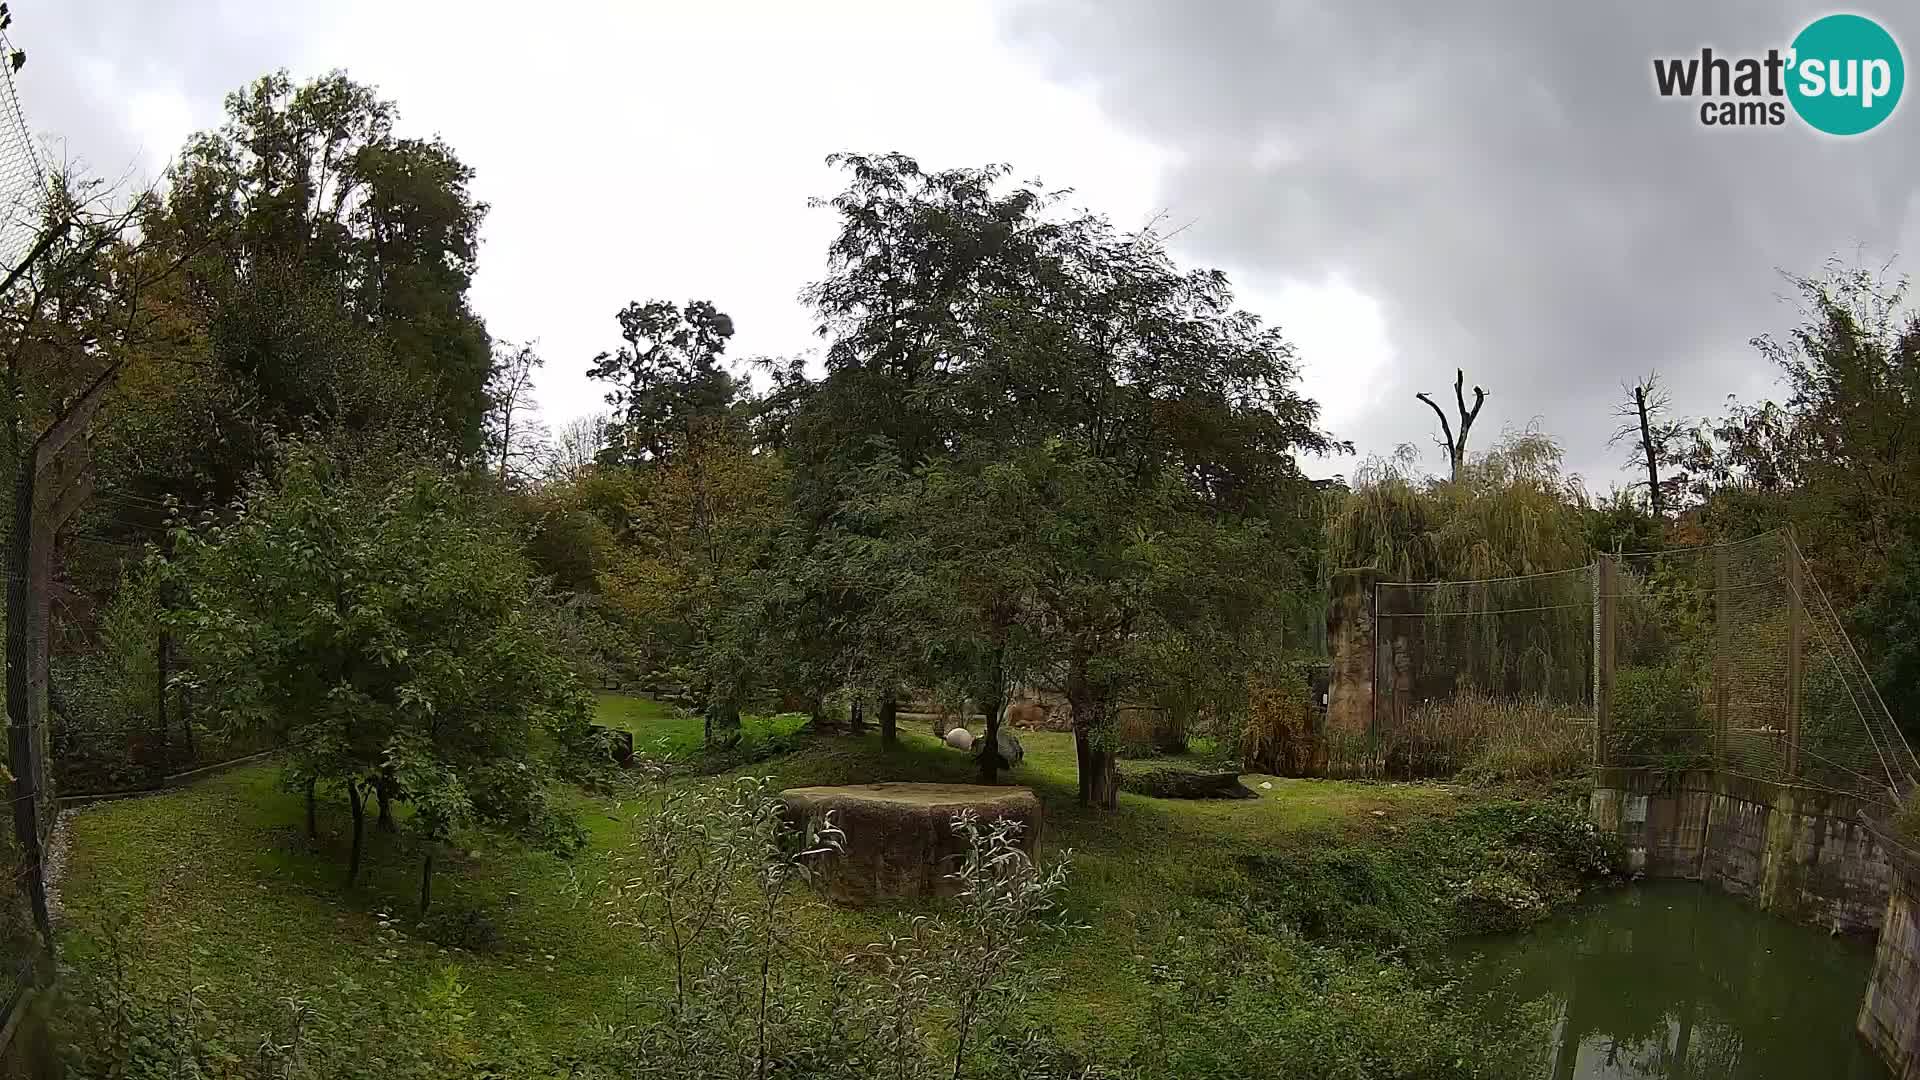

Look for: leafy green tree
[1683,263,1920,737]
[598,430,786,747]
[165,444,587,903]
[790,153,1338,804]
[1855,528,1920,739]
[1735,264,1918,602]
[96,70,493,519]
[1327,432,1592,582]
[587,299,739,469]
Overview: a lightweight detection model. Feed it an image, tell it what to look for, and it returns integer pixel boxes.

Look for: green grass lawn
[591,692,810,756]
[52,695,1482,1064]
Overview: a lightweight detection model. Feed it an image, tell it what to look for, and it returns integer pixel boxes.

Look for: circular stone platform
[779,783,1042,904]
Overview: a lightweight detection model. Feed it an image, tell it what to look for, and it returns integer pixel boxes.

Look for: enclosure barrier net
[1365,566,1596,780]
[1357,530,1917,803]
[0,24,46,1043]
[1607,531,1917,807]
[0,28,40,277]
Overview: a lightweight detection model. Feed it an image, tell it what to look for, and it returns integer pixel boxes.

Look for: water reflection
[1458,882,1887,1079]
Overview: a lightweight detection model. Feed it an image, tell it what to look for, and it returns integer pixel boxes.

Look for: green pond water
[1457,882,1887,1079]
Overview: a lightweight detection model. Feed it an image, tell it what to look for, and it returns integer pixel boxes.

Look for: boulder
[780,783,1042,904]
[975,726,1024,769]
[944,727,975,751]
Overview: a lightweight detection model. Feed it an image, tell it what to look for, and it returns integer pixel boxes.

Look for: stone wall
[1590,767,1889,934]
[1325,568,1379,737]
[1859,824,1920,1079]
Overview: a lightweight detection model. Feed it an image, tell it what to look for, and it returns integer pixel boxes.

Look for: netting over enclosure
[0,28,41,275]
[0,28,47,1037]
[1362,567,1595,779]
[1602,532,1917,806]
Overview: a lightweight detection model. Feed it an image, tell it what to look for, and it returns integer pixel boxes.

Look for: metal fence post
[1594,558,1614,768]
[1786,542,1804,781]
[1714,542,1730,769]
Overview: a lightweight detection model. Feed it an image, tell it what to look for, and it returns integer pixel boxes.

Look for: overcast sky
[16,1,1920,487]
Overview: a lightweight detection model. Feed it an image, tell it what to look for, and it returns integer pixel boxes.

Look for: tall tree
[1688,263,1920,605]
[485,340,547,485]
[98,70,493,519]
[1416,368,1487,483]
[599,429,786,747]
[791,154,1339,806]
[2,171,197,949]
[1608,371,1690,517]
[587,299,738,469]
[547,411,611,484]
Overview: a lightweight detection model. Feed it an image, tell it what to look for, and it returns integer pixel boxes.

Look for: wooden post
[1595,557,1615,767]
[1786,547,1804,781]
[1714,544,1730,768]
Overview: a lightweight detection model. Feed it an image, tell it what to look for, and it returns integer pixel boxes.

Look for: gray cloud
[997,2,1920,485]
[9,2,325,184]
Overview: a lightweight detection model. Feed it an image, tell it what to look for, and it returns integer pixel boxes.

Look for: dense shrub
[1607,662,1710,771]
[1236,797,1624,956]
[1121,924,1548,1080]
[1239,670,1318,776]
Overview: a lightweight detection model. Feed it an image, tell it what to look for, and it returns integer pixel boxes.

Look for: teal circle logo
[1787,14,1904,135]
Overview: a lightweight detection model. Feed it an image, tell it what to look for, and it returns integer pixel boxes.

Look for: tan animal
[1004,701,1047,729]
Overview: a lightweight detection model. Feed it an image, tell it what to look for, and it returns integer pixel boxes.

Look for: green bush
[1121,925,1548,1079]
[1607,663,1710,771]
[1237,797,1624,956]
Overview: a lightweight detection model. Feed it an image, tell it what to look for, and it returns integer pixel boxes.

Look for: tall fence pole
[1713,543,1730,769]
[1786,542,1804,781]
[1594,558,1614,768]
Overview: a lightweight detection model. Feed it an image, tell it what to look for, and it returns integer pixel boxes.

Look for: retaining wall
[1589,767,1889,934]
[1859,822,1920,1079]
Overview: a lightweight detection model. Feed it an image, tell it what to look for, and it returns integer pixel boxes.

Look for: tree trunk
[1635,385,1663,517]
[155,627,171,751]
[1068,646,1119,810]
[878,695,897,745]
[347,780,367,886]
[978,644,1007,784]
[849,699,866,733]
[1085,743,1118,810]
[978,704,1003,784]
[1152,708,1189,755]
[305,777,318,840]
[180,684,196,761]
[705,700,742,749]
[376,779,395,833]
[419,847,436,916]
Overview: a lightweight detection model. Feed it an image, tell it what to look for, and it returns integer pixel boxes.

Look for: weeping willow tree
[1327,431,1596,707]
[1326,431,1592,581]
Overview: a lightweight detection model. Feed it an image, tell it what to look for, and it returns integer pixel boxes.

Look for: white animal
[944,727,975,751]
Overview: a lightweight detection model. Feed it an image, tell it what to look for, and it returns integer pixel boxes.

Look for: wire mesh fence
[1361,566,1595,780]
[1343,529,1918,803]
[48,640,274,798]
[1602,531,1917,806]
[0,26,42,276]
[0,23,46,1044]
